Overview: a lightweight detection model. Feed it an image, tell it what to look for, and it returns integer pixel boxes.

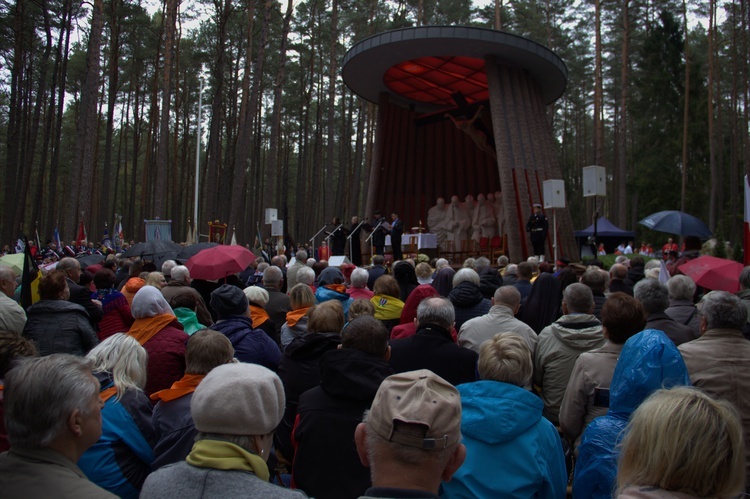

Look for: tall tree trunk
[707,0,718,231]
[100,0,121,236]
[680,0,690,212]
[154,0,179,218]
[324,0,339,220]
[259,0,294,227]
[617,0,629,228]
[494,0,502,30]
[229,0,256,231]
[65,0,104,239]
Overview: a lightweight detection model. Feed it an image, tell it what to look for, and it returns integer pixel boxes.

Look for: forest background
[0,0,747,253]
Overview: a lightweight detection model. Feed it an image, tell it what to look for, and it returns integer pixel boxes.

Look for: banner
[144,220,173,242]
[208,221,227,244]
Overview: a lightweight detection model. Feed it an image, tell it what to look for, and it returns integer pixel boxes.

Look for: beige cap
[368,369,461,450]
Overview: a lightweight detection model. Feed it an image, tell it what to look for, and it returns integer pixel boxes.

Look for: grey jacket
[458,304,538,356]
[534,314,605,424]
[141,461,307,499]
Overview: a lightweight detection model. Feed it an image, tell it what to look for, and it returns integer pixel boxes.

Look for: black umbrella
[638,210,712,239]
[122,240,182,261]
[76,254,105,268]
[176,242,219,262]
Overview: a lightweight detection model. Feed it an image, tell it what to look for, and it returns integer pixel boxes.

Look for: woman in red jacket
[93,268,135,341]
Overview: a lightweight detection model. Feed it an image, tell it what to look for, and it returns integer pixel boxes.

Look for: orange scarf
[249,305,270,329]
[99,386,118,403]
[325,284,347,294]
[150,373,206,402]
[128,314,177,345]
[286,307,310,328]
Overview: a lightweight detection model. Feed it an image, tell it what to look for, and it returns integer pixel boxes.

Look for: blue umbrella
[638,210,712,239]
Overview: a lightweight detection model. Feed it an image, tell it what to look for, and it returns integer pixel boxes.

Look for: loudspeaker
[328,256,351,267]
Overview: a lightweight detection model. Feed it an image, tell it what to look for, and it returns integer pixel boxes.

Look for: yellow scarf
[370,294,405,321]
[186,439,269,481]
[128,314,177,345]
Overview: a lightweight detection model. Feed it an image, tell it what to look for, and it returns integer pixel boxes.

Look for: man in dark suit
[390,212,404,262]
[388,297,478,386]
[57,257,103,328]
[368,210,388,256]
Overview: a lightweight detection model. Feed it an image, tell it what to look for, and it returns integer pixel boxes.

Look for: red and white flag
[77,219,87,245]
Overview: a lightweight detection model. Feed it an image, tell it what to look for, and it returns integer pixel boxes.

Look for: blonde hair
[289,283,315,310]
[86,333,148,400]
[146,271,166,287]
[617,386,745,498]
[477,333,532,387]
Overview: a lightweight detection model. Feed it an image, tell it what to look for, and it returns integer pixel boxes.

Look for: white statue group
[427,192,504,251]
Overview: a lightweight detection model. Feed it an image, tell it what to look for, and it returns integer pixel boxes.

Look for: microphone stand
[366,218,385,258]
[348,218,367,263]
[309,224,329,260]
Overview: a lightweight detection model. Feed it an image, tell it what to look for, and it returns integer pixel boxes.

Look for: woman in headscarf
[370,275,405,333]
[432,266,456,297]
[520,273,562,334]
[93,268,134,341]
[393,261,419,302]
[22,270,98,356]
[390,284,458,342]
[79,333,156,498]
[281,284,315,349]
[127,285,188,396]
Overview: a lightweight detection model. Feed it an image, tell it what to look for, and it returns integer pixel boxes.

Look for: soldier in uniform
[526,203,549,262]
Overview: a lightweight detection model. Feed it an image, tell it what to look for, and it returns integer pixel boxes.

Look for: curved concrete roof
[342,26,568,112]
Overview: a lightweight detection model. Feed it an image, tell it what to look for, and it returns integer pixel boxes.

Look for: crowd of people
[0,240,749,498]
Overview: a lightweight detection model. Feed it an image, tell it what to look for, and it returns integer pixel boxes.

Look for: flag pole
[194,79,204,244]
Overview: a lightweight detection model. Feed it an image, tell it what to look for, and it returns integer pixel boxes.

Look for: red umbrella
[185,245,256,280]
[678,255,744,293]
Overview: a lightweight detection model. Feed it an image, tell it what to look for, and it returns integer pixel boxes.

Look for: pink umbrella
[185,245,256,280]
[678,255,744,293]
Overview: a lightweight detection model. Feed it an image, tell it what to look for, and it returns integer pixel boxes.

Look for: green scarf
[186,439,269,481]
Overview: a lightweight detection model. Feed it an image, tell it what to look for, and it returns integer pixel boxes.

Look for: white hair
[87,334,148,400]
[350,268,369,288]
[297,266,316,286]
[170,265,191,283]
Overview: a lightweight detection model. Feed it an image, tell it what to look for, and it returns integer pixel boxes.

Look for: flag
[658,259,670,284]
[77,219,87,245]
[745,175,750,266]
[113,219,124,251]
[20,236,40,309]
[53,225,61,249]
[102,223,113,250]
[186,223,195,245]
[230,228,237,246]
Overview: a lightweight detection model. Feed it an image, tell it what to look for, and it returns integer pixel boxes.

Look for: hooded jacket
[275,331,341,462]
[448,281,492,330]
[573,330,691,499]
[210,316,281,371]
[315,285,353,316]
[441,380,567,499]
[292,348,393,499]
[23,299,98,357]
[533,314,605,424]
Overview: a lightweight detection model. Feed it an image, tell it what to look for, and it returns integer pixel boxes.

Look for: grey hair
[700,291,747,330]
[351,268,369,288]
[87,333,147,400]
[416,297,455,329]
[171,265,191,283]
[263,265,282,286]
[740,266,750,291]
[563,283,595,314]
[0,264,16,282]
[667,275,696,301]
[297,266,315,286]
[306,258,316,267]
[161,260,177,276]
[497,255,509,266]
[475,257,490,270]
[634,278,669,314]
[57,257,80,272]
[436,258,449,269]
[257,262,270,273]
[462,258,476,269]
[505,264,518,276]
[615,255,629,264]
[493,286,521,309]
[4,354,98,449]
[296,249,308,261]
[580,267,607,294]
[453,268,480,287]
